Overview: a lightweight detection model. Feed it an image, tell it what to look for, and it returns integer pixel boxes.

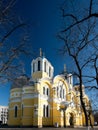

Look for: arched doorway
[69,113,74,127]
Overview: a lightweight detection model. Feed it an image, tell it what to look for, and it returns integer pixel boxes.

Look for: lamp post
[52,86,56,127]
[86,106,92,130]
[59,101,69,127]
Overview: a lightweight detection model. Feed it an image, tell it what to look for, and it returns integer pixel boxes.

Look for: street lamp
[59,101,69,127]
[86,106,92,130]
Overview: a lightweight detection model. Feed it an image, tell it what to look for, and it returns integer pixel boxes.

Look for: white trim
[38,94,50,101]
[22,94,38,99]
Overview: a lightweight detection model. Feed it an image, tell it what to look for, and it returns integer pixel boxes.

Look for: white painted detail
[22,94,38,99]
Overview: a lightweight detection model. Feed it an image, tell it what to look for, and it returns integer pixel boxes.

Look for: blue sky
[0,0,95,106]
[0,0,68,106]
[16,0,67,76]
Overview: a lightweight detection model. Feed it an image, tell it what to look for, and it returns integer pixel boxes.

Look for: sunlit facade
[8,50,93,127]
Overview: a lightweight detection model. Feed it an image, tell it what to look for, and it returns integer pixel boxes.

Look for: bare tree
[61,0,98,32]
[58,0,98,126]
[0,0,32,84]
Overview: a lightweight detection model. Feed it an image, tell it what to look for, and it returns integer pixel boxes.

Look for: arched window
[60,89,62,98]
[15,106,18,117]
[43,86,49,96]
[44,61,46,72]
[38,60,40,71]
[49,67,51,77]
[43,105,49,117]
[47,88,49,96]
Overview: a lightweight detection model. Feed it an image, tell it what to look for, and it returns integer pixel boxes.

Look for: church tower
[31,48,54,80]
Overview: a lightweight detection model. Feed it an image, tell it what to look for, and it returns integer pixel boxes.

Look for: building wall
[0,106,8,124]
[8,75,93,127]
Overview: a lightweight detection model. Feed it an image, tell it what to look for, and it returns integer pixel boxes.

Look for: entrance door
[69,113,74,127]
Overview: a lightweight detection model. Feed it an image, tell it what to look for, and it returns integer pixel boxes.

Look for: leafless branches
[61,0,98,32]
[58,0,98,126]
[0,0,32,84]
[1,23,26,43]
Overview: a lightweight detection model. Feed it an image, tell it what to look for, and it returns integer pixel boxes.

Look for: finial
[64,64,66,73]
[40,48,42,57]
[64,64,67,78]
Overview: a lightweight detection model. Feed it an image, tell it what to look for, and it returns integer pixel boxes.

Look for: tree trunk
[79,72,88,126]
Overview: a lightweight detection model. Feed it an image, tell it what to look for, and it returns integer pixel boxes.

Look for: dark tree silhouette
[58,0,98,126]
[0,0,32,84]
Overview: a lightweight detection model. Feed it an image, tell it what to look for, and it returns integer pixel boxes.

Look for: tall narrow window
[49,67,51,77]
[47,88,49,96]
[38,60,40,71]
[22,104,23,117]
[43,105,45,117]
[44,61,46,72]
[15,106,18,117]
[46,105,49,117]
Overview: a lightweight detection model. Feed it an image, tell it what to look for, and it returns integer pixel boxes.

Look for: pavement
[0,127,98,130]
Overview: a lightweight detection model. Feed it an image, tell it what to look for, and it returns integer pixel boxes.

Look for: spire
[63,64,67,78]
[64,64,66,73]
[39,48,42,57]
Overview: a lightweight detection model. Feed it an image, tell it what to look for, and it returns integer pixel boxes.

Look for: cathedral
[8,49,93,127]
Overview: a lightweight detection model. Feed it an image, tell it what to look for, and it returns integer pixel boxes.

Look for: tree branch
[62,13,98,32]
[1,23,26,43]
[89,0,93,15]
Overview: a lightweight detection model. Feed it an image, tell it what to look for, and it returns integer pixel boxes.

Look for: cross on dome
[40,48,42,57]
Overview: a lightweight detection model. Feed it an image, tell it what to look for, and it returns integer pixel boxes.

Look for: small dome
[11,75,29,89]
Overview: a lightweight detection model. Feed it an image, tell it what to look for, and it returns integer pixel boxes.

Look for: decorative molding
[9,97,21,103]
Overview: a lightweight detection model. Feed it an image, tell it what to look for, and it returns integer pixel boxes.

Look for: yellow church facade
[8,51,93,127]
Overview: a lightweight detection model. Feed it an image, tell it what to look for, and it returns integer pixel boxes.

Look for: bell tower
[31,49,54,80]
